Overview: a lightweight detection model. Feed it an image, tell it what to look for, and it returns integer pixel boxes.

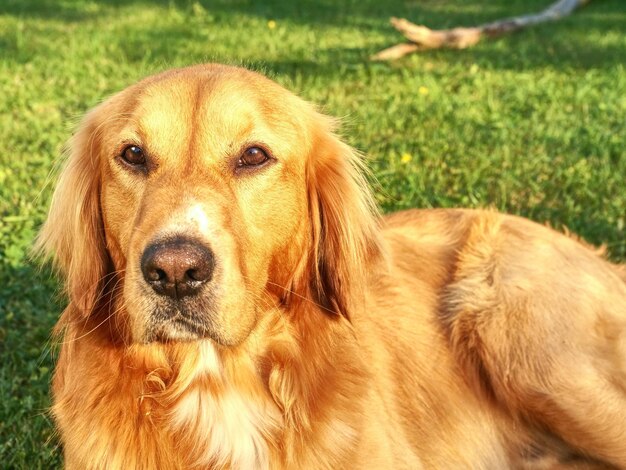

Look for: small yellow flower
[418,86,429,96]
[267,20,277,29]
[401,152,412,163]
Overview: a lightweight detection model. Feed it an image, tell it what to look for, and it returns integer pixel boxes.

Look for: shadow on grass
[0,261,61,345]
[0,260,62,466]
[2,0,624,71]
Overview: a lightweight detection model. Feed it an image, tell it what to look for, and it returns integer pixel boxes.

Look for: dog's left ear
[304,114,383,320]
[34,104,111,317]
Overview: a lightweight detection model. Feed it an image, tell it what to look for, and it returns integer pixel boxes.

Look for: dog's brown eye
[121,145,146,166]
[238,147,269,168]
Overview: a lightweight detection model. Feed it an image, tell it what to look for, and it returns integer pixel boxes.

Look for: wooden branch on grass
[372,0,592,61]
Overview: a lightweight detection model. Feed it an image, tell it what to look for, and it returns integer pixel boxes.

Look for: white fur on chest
[170,342,279,470]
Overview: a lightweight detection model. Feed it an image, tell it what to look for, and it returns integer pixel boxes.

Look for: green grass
[1,0,624,466]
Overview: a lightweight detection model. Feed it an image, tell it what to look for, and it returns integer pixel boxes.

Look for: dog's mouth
[144,302,215,343]
[128,260,258,347]
[149,317,206,343]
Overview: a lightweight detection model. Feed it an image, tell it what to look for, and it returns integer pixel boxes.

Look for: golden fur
[37,64,626,469]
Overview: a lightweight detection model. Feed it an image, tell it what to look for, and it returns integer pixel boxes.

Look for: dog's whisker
[239,274,338,316]
[62,272,127,343]
[74,269,126,332]
[59,299,128,345]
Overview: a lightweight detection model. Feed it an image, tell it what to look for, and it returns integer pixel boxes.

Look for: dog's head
[37,64,381,346]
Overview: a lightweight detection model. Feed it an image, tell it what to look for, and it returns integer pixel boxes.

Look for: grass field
[1,0,625,466]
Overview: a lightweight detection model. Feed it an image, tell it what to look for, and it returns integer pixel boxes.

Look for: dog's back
[356,208,626,468]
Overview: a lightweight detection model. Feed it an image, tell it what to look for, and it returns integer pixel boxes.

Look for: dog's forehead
[132,67,294,123]
[119,66,307,162]
[135,72,264,129]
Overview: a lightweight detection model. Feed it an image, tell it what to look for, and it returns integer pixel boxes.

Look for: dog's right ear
[302,113,383,320]
[35,105,110,316]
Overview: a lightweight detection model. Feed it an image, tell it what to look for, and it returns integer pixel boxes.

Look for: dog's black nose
[141,238,214,299]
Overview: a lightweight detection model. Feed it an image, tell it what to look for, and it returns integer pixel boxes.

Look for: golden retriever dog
[37,64,626,469]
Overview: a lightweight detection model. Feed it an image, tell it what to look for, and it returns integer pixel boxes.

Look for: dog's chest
[170,387,276,468]
[167,344,281,469]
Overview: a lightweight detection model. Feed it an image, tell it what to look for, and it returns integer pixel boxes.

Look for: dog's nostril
[147,268,166,282]
[185,264,212,282]
[140,237,214,299]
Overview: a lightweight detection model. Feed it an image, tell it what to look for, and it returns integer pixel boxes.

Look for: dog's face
[39,64,380,346]
[99,68,311,345]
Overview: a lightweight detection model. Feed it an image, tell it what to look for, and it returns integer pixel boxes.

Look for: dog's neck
[61,301,368,468]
